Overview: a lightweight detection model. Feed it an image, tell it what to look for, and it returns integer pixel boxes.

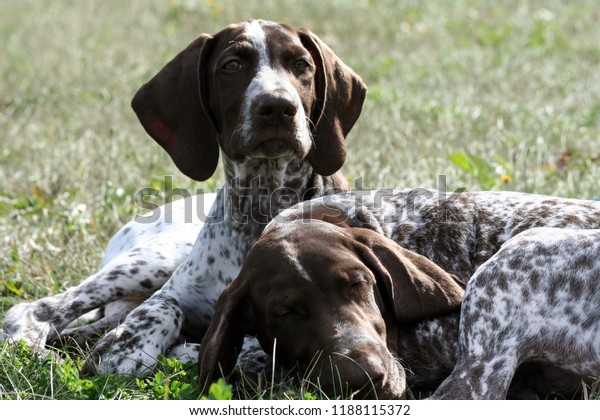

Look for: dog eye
[272,306,292,318]
[351,279,367,291]
[222,59,242,71]
[294,59,310,71]
[272,306,306,319]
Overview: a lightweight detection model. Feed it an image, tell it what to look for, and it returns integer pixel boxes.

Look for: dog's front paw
[83,296,184,376]
[82,325,157,376]
[1,300,58,351]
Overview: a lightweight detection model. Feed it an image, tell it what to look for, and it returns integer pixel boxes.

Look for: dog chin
[309,364,407,399]
[354,373,407,400]
[248,138,305,160]
[352,364,407,399]
[317,379,406,400]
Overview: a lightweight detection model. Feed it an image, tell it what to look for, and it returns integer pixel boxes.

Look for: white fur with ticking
[430,227,600,399]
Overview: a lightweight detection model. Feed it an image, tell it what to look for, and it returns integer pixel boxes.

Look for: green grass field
[1,0,599,399]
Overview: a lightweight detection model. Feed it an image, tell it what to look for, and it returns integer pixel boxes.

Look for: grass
[1,0,599,399]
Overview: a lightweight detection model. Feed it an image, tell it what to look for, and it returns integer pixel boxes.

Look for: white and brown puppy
[1,20,366,376]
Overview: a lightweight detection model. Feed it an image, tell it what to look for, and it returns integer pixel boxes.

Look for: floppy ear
[198,277,254,394]
[352,228,464,323]
[297,29,367,176]
[131,35,220,181]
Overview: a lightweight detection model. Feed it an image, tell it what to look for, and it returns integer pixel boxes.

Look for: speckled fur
[279,189,600,284]
[429,228,600,399]
[87,159,335,375]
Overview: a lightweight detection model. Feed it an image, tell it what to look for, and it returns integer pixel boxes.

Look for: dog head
[131,20,367,181]
[198,219,464,398]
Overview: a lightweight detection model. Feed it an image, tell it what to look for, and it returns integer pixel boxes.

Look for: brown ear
[298,29,367,176]
[352,228,464,323]
[198,278,253,394]
[131,35,219,181]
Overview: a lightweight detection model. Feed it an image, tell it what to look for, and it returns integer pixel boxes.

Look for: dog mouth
[249,138,299,159]
[235,128,310,160]
[226,120,312,161]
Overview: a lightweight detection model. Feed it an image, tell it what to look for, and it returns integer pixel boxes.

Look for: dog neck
[395,313,460,394]
[220,155,347,228]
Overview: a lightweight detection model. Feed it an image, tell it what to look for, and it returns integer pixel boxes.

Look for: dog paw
[82,325,155,375]
[83,296,183,375]
[1,301,56,351]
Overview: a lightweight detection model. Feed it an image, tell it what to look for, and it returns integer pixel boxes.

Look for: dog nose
[254,93,298,120]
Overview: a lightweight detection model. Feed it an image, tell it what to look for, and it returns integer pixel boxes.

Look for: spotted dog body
[430,227,600,399]
[1,20,366,375]
[198,189,600,398]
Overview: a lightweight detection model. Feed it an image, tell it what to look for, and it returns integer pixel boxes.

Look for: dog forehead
[265,219,347,244]
[245,20,299,45]
[211,20,302,62]
[250,220,367,281]
[243,20,304,60]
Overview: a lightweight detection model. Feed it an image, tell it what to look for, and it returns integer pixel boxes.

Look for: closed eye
[272,307,291,318]
[351,279,368,291]
[272,306,307,319]
[348,274,372,299]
